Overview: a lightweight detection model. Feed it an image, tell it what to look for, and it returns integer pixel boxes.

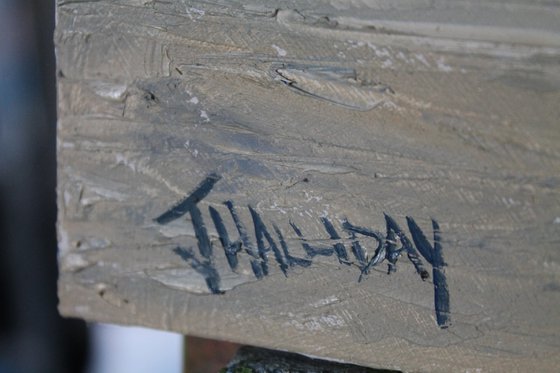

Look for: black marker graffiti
[155,173,451,328]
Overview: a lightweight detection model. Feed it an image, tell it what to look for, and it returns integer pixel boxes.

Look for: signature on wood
[155,173,451,328]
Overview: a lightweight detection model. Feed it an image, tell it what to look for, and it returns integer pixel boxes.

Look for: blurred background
[0,1,239,372]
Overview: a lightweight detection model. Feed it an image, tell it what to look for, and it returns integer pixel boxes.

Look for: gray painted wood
[56,1,560,371]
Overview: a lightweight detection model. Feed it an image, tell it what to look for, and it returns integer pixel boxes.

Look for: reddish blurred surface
[185,336,241,373]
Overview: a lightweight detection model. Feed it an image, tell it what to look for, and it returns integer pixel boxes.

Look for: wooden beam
[56,1,560,371]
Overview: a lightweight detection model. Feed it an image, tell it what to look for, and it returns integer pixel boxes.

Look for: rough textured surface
[222,346,395,373]
[56,1,560,372]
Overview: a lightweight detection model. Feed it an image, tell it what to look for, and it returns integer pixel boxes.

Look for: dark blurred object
[0,0,89,372]
[185,336,240,373]
[221,346,400,373]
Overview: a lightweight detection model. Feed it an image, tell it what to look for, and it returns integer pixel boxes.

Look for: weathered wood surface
[56,1,560,372]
